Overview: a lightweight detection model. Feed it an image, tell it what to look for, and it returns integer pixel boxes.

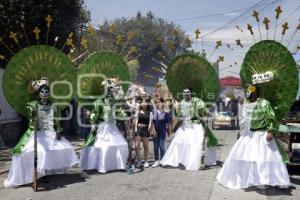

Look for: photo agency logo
[50,80,74,121]
[76,74,135,127]
[49,73,230,127]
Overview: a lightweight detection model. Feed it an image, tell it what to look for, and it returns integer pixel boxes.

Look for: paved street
[0,130,299,200]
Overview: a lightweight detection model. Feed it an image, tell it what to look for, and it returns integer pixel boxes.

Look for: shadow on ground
[20,172,87,191]
[244,186,295,196]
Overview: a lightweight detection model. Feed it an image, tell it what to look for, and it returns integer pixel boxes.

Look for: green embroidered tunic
[83,98,127,147]
[176,97,218,147]
[13,101,62,155]
[243,98,278,133]
[242,98,288,163]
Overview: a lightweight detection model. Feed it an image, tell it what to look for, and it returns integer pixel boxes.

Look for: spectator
[152,98,172,167]
[216,97,226,112]
[80,107,91,140]
[133,95,154,168]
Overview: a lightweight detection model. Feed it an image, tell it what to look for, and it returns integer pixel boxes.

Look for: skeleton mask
[39,86,49,101]
[183,88,191,100]
[251,74,259,84]
[252,71,274,84]
[263,71,274,82]
[258,75,263,83]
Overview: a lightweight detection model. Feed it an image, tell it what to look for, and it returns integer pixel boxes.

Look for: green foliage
[78,51,130,106]
[3,45,76,116]
[86,12,190,61]
[0,0,90,67]
[166,53,220,102]
[240,40,298,120]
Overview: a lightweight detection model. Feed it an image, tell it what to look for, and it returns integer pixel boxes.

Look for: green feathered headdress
[240,40,298,120]
[166,53,220,102]
[77,51,130,106]
[3,45,76,116]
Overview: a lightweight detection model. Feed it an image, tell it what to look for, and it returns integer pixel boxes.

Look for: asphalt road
[0,129,299,200]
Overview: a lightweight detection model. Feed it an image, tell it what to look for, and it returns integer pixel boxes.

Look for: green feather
[240,40,298,120]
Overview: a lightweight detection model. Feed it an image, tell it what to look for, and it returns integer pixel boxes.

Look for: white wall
[0,68,21,123]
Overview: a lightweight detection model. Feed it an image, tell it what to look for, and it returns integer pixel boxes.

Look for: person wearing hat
[160,88,218,170]
[217,84,291,189]
[80,78,129,173]
[4,78,79,188]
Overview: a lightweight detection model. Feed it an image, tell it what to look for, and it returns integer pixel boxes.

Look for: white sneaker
[152,161,160,168]
[144,161,150,168]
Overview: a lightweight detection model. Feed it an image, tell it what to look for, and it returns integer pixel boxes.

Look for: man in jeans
[152,98,172,167]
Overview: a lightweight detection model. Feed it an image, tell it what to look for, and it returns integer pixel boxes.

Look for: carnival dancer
[160,88,218,170]
[4,78,79,188]
[217,84,291,189]
[80,78,129,173]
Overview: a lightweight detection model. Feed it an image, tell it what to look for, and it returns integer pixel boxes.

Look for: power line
[269,5,300,33]
[76,0,279,51]
[199,0,282,39]
[197,0,282,55]
[198,0,268,39]
[173,7,255,22]
[199,41,247,57]
[233,0,279,27]
[231,0,280,42]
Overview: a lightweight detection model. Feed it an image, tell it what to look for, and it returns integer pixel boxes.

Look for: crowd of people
[2,79,219,188]
[1,80,292,191]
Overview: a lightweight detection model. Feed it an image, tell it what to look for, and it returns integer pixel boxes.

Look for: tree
[136,11,142,19]
[93,11,191,60]
[146,11,154,20]
[77,11,191,85]
[67,11,191,85]
[0,0,90,68]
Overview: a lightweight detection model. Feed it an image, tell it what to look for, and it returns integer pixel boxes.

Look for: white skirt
[160,123,217,171]
[80,121,129,173]
[217,130,291,189]
[4,130,79,188]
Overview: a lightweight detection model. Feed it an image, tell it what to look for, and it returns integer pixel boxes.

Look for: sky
[84,0,300,78]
